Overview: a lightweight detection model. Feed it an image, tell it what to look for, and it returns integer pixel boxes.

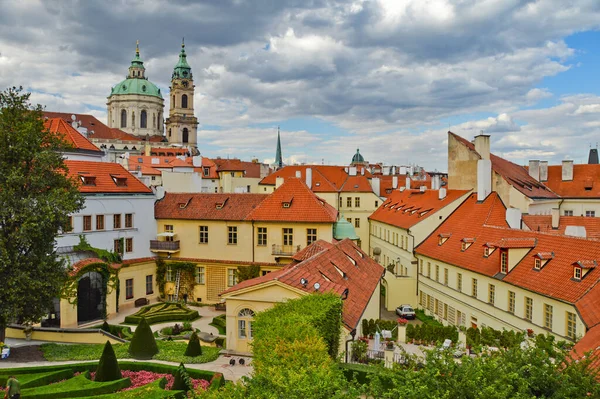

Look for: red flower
[397,318,408,325]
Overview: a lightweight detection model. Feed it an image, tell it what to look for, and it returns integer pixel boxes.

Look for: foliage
[466,326,527,349]
[235,265,261,283]
[73,234,122,263]
[414,309,443,326]
[209,314,226,335]
[95,341,122,382]
[100,321,110,333]
[0,369,73,389]
[185,332,203,357]
[124,302,200,325]
[20,371,130,399]
[91,323,133,340]
[172,362,193,393]
[361,319,398,340]
[156,259,197,298]
[407,323,458,345]
[129,317,159,360]
[0,87,84,342]
[351,339,368,362]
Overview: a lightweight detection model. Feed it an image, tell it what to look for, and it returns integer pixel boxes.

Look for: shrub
[95,341,122,382]
[406,323,415,341]
[100,321,110,333]
[351,340,367,362]
[184,332,203,357]
[182,321,192,332]
[172,362,193,392]
[128,317,158,360]
[361,319,369,337]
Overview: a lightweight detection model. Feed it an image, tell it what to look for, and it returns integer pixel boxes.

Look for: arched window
[153,113,156,128]
[120,110,127,128]
[168,128,172,137]
[238,308,255,339]
[140,110,147,128]
[172,95,175,108]
[182,128,189,143]
[182,94,188,109]
[131,112,135,127]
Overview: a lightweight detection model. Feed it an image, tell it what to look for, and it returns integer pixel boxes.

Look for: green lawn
[209,314,226,335]
[21,372,130,398]
[77,379,182,399]
[41,341,221,364]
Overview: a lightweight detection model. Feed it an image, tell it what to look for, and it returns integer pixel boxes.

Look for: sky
[1,0,599,172]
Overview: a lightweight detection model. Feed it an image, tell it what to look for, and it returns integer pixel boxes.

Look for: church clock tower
[165,40,199,151]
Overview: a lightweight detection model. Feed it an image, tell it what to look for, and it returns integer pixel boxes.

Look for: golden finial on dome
[136,40,140,56]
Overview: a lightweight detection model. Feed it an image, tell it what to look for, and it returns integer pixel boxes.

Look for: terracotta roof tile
[211,158,265,178]
[44,118,102,153]
[260,165,373,193]
[292,239,334,262]
[65,160,153,194]
[221,239,384,329]
[570,323,600,374]
[151,147,189,156]
[340,175,374,193]
[544,164,600,198]
[69,258,120,276]
[523,215,600,239]
[155,193,268,221]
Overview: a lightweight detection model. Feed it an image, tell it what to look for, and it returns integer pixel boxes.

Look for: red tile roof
[221,239,384,329]
[415,192,600,327]
[260,165,373,193]
[69,257,120,276]
[44,118,102,153]
[570,323,600,373]
[523,215,600,239]
[155,193,268,221]
[369,189,470,229]
[449,132,558,199]
[151,147,189,156]
[65,160,153,194]
[544,164,600,198]
[292,240,335,262]
[247,178,338,223]
[211,158,265,178]
[340,175,374,193]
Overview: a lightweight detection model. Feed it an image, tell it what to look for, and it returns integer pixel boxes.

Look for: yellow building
[414,192,599,343]
[220,239,385,353]
[368,188,471,311]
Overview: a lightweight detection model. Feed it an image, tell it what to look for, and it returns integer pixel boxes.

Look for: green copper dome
[351,148,364,164]
[172,40,192,79]
[334,215,359,241]
[110,78,163,99]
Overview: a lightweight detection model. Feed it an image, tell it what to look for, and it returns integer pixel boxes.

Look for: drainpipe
[251,220,255,263]
[345,328,357,363]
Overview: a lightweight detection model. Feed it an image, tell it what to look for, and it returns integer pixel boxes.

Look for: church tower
[165,39,198,151]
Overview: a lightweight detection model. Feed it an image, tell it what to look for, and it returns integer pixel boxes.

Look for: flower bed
[76,370,210,391]
[124,303,200,325]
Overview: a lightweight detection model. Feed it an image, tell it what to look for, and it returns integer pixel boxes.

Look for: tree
[0,87,84,342]
[235,265,260,283]
[95,341,122,382]
[128,317,158,359]
[184,331,203,357]
[172,362,193,393]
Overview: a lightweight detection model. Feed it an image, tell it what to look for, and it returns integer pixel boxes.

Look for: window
[525,297,533,321]
[164,224,174,242]
[228,226,238,245]
[534,258,541,270]
[65,216,73,232]
[419,259,423,275]
[113,214,121,229]
[355,197,360,207]
[125,279,133,299]
[172,95,176,108]
[199,226,208,244]
[96,215,104,230]
[146,275,153,295]
[566,312,577,339]
[375,201,378,207]
[574,267,582,280]
[472,278,478,297]
[508,291,516,313]
[306,228,317,245]
[253,227,266,246]
[435,265,440,282]
[120,109,127,128]
[140,110,147,128]
[182,128,189,143]
[182,94,188,109]
[227,269,237,287]
[339,196,343,208]
[564,210,573,216]
[457,273,462,291]
[238,308,255,339]
[125,213,133,228]
[166,266,173,282]
[544,304,553,330]
[347,197,352,207]
[488,284,495,305]
[114,239,124,255]
[499,251,508,273]
[283,228,293,246]
[427,262,431,278]
[125,238,133,253]
[444,268,449,285]
[586,210,595,217]
[354,218,360,228]
[196,266,205,284]
[83,215,92,231]
[203,167,210,176]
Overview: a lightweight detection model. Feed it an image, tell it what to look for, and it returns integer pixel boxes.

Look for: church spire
[128,40,145,78]
[274,126,283,169]
[172,38,192,79]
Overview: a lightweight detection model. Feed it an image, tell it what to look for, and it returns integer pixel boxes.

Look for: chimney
[391,166,396,175]
[192,155,202,167]
[349,166,357,176]
[361,168,365,175]
[276,177,284,189]
[506,207,522,229]
[370,177,380,197]
[565,226,587,238]
[345,167,349,173]
[295,170,301,178]
[419,186,426,192]
[405,176,411,190]
[589,148,599,164]
[477,159,492,201]
[562,160,573,181]
[392,176,398,189]
[474,134,491,160]
[399,166,407,175]
[528,160,540,181]
[539,161,548,181]
[383,167,390,176]
[551,208,560,229]
[438,188,447,200]
[305,168,312,189]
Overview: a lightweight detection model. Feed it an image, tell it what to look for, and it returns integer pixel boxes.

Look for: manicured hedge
[20,371,130,399]
[77,378,183,399]
[0,369,73,389]
[124,303,200,325]
[91,323,133,340]
[209,314,226,335]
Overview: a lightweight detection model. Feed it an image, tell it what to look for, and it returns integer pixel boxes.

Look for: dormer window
[533,252,554,270]
[574,267,582,280]
[215,197,228,210]
[500,250,508,274]
[79,174,96,186]
[203,167,210,176]
[111,175,128,187]
[483,244,496,257]
[283,202,291,208]
[534,258,541,270]
[461,238,475,251]
[438,233,451,246]
[572,260,597,281]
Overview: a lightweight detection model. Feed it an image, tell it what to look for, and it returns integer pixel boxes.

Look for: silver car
[395,304,416,319]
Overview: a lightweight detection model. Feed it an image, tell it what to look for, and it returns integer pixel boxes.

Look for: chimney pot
[275,176,284,189]
[539,161,548,181]
[474,134,491,160]
[528,160,540,181]
[562,160,573,181]
[305,168,312,189]
[551,208,559,229]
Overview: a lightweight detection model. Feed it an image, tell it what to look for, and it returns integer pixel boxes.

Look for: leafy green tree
[0,87,84,342]
[128,317,158,359]
[235,265,261,283]
[172,362,193,392]
[95,341,122,382]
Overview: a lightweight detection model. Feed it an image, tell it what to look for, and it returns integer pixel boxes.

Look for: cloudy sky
[1,0,599,171]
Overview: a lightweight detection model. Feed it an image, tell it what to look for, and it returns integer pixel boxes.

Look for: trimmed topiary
[95,341,122,382]
[172,362,193,392]
[129,317,159,360]
[184,331,203,357]
[101,320,111,333]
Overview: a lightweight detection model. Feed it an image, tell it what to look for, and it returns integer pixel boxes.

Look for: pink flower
[73,370,210,391]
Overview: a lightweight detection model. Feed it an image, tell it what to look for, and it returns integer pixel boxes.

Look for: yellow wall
[6,327,123,344]
[338,192,381,248]
[117,260,160,311]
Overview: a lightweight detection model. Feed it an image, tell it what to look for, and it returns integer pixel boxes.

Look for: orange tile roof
[369,189,470,229]
[221,239,385,330]
[523,215,600,239]
[247,178,338,223]
[449,132,558,199]
[570,323,600,373]
[44,118,102,153]
[415,192,600,327]
[151,147,189,156]
[292,240,335,262]
[340,175,374,193]
[65,160,153,194]
[211,158,265,178]
[155,193,268,221]
[543,164,600,198]
[260,165,373,193]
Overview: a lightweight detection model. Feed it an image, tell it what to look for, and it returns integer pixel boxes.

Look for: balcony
[272,244,301,256]
[150,240,180,253]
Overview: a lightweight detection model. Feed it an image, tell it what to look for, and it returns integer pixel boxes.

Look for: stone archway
[77,271,105,324]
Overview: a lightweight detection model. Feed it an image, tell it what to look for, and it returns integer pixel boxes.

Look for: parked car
[395,304,416,319]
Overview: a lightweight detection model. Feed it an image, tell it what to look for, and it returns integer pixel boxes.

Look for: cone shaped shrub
[172,362,192,392]
[129,317,158,359]
[184,331,203,357]
[95,341,122,382]
[101,320,111,333]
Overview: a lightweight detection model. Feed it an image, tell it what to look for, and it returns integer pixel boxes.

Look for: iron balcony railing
[150,240,180,251]
[272,244,301,256]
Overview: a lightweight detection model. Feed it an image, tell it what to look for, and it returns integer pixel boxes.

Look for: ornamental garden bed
[209,314,226,335]
[123,303,200,325]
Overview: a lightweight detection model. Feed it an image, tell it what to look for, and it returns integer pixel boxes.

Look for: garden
[123,302,200,325]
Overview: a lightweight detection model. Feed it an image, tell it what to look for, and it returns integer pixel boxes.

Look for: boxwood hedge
[123,303,200,325]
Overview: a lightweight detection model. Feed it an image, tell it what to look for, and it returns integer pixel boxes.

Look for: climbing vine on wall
[73,235,122,263]
[156,259,197,298]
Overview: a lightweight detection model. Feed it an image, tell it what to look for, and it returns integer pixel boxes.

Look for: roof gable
[154,193,268,221]
[44,118,102,153]
[65,160,152,194]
